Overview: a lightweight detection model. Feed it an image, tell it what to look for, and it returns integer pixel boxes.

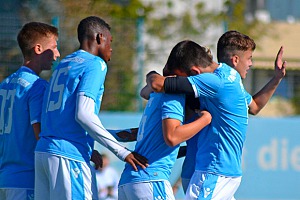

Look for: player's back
[0,66,47,188]
[36,50,107,162]
[119,92,185,185]
[188,63,251,176]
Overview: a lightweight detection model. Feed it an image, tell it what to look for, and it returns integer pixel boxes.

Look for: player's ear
[231,55,239,67]
[190,66,201,75]
[34,44,43,55]
[96,33,101,44]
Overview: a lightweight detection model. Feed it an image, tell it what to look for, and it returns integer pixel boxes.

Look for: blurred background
[0,0,299,199]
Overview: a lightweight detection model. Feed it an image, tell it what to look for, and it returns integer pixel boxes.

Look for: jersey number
[46,67,68,112]
[0,89,16,134]
[137,115,147,141]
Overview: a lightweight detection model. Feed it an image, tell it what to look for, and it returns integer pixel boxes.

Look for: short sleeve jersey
[36,50,107,163]
[181,132,199,180]
[0,66,47,188]
[187,63,252,177]
[118,92,185,186]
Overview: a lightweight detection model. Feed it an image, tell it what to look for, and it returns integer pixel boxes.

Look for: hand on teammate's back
[125,152,149,171]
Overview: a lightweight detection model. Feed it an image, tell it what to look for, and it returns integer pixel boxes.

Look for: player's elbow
[75,107,87,125]
[248,106,260,115]
[164,135,180,147]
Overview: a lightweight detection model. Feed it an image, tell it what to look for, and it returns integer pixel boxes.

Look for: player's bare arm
[32,123,41,140]
[162,110,211,147]
[249,46,287,115]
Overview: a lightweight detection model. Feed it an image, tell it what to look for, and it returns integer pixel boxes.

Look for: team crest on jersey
[9,77,30,87]
[228,69,237,83]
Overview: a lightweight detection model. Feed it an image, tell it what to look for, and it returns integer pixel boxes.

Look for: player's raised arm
[249,46,287,115]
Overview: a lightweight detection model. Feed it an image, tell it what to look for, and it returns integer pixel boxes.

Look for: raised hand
[274,46,287,79]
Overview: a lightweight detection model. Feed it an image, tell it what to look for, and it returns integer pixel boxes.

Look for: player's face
[235,50,253,79]
[40,35,60,71]
[99,30,113,63]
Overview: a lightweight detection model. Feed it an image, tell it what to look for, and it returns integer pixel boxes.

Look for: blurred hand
[124,152,149,171]
[140,84,153,100]
[274,46,287,79]
[146,71,166,92]
[90,150,103,169]
[116,128,138,142]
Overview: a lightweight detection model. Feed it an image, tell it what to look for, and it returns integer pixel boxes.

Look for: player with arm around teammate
[179,31,287,197]
[145,35,286,199]
[0,22,60,200]
[118,40,212,200]
[34,16,148,200]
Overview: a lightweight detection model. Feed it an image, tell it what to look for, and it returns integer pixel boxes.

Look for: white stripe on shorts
[35,152,98,200]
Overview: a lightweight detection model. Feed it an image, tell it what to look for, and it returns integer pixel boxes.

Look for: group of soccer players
[0,14,286,200]
[123,31,285,199]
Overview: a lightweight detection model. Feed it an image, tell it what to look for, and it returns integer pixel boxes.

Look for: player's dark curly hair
[217,30,256,63]
[77,16,110,44]
[165,40,213,76]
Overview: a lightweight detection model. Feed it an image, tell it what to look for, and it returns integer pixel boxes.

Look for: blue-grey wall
[96,112,300,200]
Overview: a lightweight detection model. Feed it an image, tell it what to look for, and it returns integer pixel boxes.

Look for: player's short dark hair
[165,40,213,75]
[17,22,58,58]
[77,16,111,44]
[217,30,256,63]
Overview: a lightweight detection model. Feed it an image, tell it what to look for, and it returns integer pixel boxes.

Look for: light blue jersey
[0,66,47,189]
[181,133,198,179]
[187,63,252,177]
[35,50,107,163]
[181,115,198,180]
[119,92,185,185]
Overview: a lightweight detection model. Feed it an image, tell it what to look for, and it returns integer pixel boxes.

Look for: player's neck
[23,60,41,75]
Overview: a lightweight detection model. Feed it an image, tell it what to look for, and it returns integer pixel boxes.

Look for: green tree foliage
[219,0,272,47]
[14,0,269,111]
[20,0,152,111]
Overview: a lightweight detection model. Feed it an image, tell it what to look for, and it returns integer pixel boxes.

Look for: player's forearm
[32,122,41,140]
[250,76,282,115]
[164,77,195,95]
[164,112,211,146]
[75,94,131,161]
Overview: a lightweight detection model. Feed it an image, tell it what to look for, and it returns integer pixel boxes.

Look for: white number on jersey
[0,89,16,134]
[46,67,69,112]
[137,115,147,142]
